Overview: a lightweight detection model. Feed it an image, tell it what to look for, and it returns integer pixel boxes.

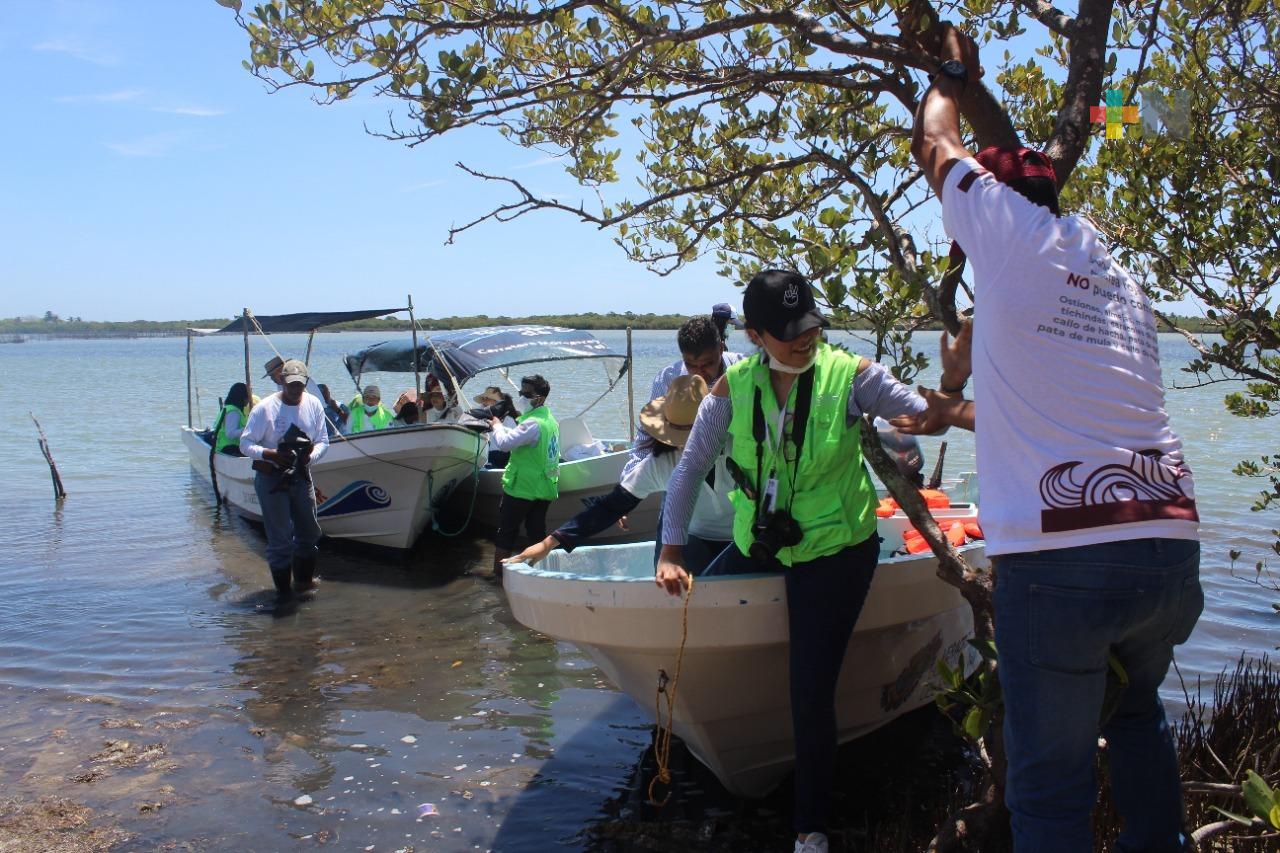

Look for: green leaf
[1242,769,1276,821]
[1210,805,1257,827]
[963,706,984,740]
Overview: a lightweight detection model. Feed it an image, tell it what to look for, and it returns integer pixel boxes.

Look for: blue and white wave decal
[318,480,391,517]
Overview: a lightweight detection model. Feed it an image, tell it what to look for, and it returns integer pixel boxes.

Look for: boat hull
[450,444,662,544]
[505,521,985,797]
[182,424,486,550]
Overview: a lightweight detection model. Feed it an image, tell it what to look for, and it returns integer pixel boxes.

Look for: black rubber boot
[292,556,318,593]
[271,569,294,601]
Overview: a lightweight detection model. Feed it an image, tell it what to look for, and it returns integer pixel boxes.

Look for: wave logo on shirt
[1038,450,1198,533]
[317,480,391,517]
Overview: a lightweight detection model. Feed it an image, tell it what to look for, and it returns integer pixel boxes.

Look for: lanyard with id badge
[747,367,815,561]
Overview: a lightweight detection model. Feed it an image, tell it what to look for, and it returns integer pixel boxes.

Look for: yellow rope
[648,575,694,807]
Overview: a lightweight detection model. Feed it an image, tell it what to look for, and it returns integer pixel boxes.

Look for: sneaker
[793,832,828,853]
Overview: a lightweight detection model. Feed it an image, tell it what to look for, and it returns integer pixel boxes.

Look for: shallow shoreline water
[0,331,1275,850]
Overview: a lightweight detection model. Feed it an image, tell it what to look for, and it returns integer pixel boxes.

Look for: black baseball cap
[741,269,829,341]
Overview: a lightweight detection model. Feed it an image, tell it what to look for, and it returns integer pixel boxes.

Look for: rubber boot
[271,568,294,602]
[491,548,510,584]
[292,555,318,594]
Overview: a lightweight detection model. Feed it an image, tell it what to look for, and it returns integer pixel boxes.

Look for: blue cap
[711,302,744,328]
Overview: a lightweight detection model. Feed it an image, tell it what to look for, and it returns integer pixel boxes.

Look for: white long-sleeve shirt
[240,392,329,464]
[490,418,540,452]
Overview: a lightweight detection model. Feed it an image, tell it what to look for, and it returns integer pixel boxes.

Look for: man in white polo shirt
[905,24,1203,853]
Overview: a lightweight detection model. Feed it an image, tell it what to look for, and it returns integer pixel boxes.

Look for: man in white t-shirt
[904,24,1203,853]
[240,359,330,604]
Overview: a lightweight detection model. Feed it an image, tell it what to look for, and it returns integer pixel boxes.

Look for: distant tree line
[0,311,1225,336]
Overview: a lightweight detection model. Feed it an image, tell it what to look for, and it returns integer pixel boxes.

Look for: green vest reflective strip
[348,398,393,433]
[214,404,246,453]
[725,342,878,567]
[502,406,560,501]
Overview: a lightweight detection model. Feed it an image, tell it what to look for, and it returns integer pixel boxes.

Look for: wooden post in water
[186,328,194,427]
[242,309,252,400]
[626,326,635,440]
[408,294,422,402]
[304,329,316,366]
[30,413,67,501]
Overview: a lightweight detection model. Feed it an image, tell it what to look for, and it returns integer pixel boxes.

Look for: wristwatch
[933,59,968,91]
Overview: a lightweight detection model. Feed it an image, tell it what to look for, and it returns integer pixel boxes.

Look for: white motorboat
[183,303,487,551]
[346,326,658,542]
[183,423,486,550]
[504,509,986,797]
[462,437,664,544]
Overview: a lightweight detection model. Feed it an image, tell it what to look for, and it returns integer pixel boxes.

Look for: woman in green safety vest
[656,270,963,853]
[213,382,252,456]
[489,374,559,581]
[348,385,394,433]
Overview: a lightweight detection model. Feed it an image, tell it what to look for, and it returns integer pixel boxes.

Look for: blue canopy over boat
[343,325,628,386]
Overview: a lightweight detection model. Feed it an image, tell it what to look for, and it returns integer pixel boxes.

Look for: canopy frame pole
[626,326,635,441]
[408,294,422,401]
[186,328,194,428]
[304,329,316,366]
[242,309,252,400]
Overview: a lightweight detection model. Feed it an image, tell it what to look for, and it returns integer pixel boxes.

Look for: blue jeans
[253,470,323,573]
[702,536,879,835]
[994,538,1202,853]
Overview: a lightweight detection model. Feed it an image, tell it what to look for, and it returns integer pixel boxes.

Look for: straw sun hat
[639,374,708,448]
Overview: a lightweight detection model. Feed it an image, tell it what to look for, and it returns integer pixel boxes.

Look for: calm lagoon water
[0,330,1273,850]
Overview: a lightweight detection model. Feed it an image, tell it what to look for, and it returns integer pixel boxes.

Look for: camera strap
[751,365,815,522]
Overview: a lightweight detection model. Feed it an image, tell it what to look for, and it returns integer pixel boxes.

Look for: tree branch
[1044,0,1115,184]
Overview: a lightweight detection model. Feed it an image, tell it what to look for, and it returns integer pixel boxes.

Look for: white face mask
[765,351,817,375]
[364,404,379,414]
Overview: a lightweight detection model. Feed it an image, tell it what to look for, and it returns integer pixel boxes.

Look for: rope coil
[648,575,694,807]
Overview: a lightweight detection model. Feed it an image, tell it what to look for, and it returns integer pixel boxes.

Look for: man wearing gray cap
[240,359,330,603]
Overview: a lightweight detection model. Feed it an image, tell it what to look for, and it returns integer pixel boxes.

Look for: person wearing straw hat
[621,314,744,481]
[505,375,735,573]
[656,269,944,853]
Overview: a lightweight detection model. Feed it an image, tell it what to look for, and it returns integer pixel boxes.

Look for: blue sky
[0,0,742,321]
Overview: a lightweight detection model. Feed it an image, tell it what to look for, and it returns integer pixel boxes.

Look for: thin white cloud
[56,89,144,104]
[34,36,118,66]
[151,105,228,117]
[400,180,446,192]
[512,155,564,170]
[104,132,184,158]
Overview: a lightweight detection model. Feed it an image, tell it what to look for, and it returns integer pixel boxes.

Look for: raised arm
[910,25,980,198]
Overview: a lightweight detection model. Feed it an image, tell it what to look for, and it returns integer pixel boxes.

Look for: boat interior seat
[559,416,605,461]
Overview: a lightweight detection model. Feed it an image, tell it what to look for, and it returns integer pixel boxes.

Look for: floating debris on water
[294,795,313,806]
[401,735,417,744]
[417,803,438,817]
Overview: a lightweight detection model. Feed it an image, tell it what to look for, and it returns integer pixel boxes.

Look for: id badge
[763,477,779,513]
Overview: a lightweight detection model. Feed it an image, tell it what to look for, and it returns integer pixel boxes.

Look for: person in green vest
[213,382,252,456]
[347,385,393,433]
[489,374,559,581]
[655,270,961,853]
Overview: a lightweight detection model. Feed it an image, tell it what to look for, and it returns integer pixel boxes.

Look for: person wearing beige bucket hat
[504,374,736,574]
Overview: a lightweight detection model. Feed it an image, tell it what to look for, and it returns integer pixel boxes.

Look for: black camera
[749,510,803,561]
[271,424,314,492]
[468,397,519,423]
